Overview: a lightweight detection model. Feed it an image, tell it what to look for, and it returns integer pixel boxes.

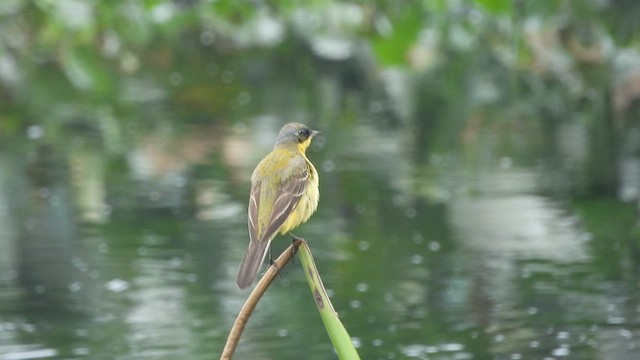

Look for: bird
[236,122,321,289]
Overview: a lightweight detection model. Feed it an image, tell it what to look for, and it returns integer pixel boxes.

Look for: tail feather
[236,240,270,289]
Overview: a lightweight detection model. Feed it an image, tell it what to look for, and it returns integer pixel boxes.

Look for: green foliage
[474,0,511,14]
[371,5,424,66]
[60,46,114,95]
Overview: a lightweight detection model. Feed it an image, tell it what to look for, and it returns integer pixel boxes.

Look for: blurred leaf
[208,0,257,24]
[143,0,164,11]
[99,1,153,48]
[474,0,512,14]
[519,0,561,17]
[60,46,113,95]
[0,114,23,137]
[371,7,424,66]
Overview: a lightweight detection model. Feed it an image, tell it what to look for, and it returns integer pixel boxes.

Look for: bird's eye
[298,128,310,141]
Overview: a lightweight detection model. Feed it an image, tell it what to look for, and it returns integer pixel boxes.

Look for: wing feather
[260,168,308,241]
[248,185,260,243]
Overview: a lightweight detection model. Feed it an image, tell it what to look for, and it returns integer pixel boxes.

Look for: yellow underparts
[279,158,319,235]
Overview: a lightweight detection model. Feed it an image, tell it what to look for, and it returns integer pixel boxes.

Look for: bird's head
[275,122,321,152]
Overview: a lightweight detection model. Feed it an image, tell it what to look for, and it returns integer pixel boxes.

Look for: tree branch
[220,239,303,360]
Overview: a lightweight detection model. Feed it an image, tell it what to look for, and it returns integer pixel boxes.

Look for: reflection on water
[0,124,639,360]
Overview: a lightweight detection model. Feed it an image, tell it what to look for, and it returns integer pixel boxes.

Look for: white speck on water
[169,257,182,267]
[105,278,129,293]
[411,254,423,264]
[551,345,570,356]
[500,156,512,168]
[27,125,44,139]
[72,347,90,356]
[400,344,436,357]
[429,241,441,252]
[607,316,625,324]
[619,328,633,339]
[2,348,58,360]
[440,343,464,351]
[355,283,368,292]
[322,160,336,172]
[358,240,370,251]
[19,324,35,333]
[68,282,82,293]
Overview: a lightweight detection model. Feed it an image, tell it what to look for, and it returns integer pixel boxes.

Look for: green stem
[297,239,361,360]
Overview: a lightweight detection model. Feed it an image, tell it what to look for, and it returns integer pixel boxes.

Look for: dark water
[0,121,639,360]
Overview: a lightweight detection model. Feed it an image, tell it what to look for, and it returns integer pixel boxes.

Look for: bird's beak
[311,130,321,138]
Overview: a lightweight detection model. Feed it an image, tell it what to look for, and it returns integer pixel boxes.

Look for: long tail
[236,240,271,289]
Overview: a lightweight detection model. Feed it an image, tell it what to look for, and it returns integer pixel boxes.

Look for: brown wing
[260,168,309,240]
[247,184,260,244]
[246,167,308,243]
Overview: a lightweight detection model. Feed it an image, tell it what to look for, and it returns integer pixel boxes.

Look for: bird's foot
[269,258,283,279]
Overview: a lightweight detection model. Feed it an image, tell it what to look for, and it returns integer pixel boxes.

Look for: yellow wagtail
[236,122,320,289]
